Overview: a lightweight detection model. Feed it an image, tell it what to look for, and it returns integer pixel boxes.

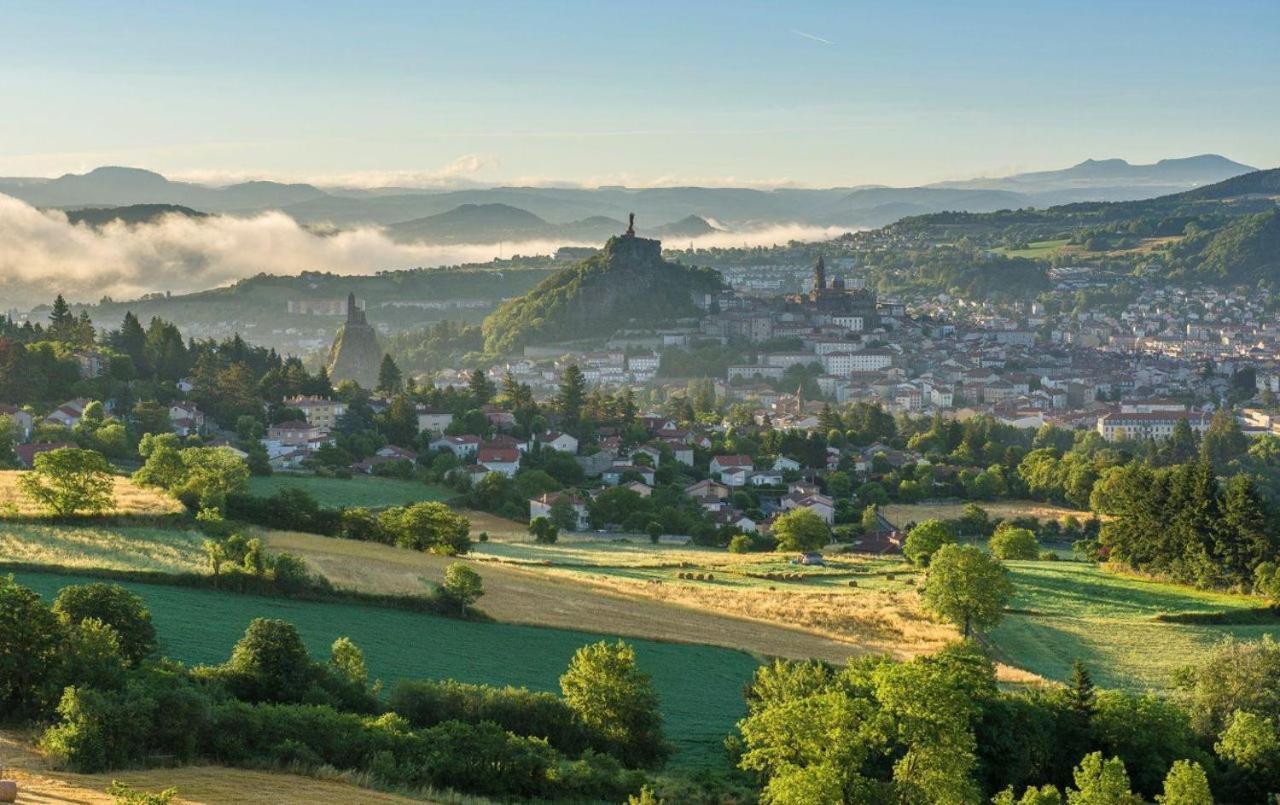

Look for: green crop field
[13,570,759,768]
[247,474,454,508]
[992,561,1279,690]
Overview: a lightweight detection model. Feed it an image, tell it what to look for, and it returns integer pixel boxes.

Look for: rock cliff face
[481,232,724,354]
[327,293,383,388]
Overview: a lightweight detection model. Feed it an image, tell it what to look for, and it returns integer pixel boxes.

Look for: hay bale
[768,585,776,591]
[886,573,896,581]
[0,780,16,803]
[706,574,714,581]
[848,580,858,587]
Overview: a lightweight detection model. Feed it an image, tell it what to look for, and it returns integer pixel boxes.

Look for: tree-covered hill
[1163,208,1280,284]
[481,234,724,354]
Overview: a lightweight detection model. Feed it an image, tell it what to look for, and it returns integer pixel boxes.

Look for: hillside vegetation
[481,234,724,353]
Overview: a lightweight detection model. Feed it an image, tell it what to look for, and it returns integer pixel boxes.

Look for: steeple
[813,255,827,292]
[347,292,358,321]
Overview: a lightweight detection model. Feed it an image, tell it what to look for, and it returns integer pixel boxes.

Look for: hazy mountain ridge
[0,155,1256,234]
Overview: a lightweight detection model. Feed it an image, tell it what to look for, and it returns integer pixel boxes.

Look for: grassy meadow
[13,569,760,769]
[0,522,206,574]
[0,470,183,518]
[247,474,454,508]
[880,498,1093,528]
[993,238,1069,259]
[992,561,1279,690]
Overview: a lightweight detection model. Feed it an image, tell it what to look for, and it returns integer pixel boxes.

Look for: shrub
[728,534,752,554]
[53,583,156,666]
[560,640,669,769]
[771,509,830,552]
[0,577,68,718]
[388,678,597,756]
[903,519,956,566]
[989,526,1040,560]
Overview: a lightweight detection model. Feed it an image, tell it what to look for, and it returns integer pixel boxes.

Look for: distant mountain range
[0,155,1258,242]
[385,204,720,245]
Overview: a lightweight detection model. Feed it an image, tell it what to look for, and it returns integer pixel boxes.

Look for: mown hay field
[262,527,886,666]
[992,561,1279,690]
[13,569,761,769]
[881,498,1092,527]
[247,474,454,508]
[0,728,437,804]
[0,470,183,517]
[0,522,206,574]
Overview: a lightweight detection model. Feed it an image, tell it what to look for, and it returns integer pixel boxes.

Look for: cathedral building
[788,256,879,330]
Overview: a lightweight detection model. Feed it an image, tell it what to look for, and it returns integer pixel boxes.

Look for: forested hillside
[481,235,724,353]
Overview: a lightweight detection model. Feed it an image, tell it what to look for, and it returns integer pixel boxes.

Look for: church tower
[813,255,827,292]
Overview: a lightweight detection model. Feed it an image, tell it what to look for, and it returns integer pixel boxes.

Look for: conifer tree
[376,354,403,394]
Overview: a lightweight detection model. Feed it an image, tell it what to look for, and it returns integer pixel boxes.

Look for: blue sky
[1,0,1277,187]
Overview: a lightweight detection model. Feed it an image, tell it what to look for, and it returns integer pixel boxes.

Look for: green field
[994,238,1070,259]
[13,570,759,768]
[471,536,918,592]
[247,474,453,508]
[993,561,1279,690]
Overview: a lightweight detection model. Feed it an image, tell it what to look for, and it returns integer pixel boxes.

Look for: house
[285,396,347,429]
[781,491,836,524]
[623,481,653,497]
[668,445,695,466]
[416,406,454,434]
[1096,410,1210,442]
[631,445,662,466]
[710,454,753,479]
[267,420,329,447]
[602,461,656,486]
[529,491,590,530]
[74,350,107,378]
[772,456,802,472]
[640,415,677,433]
[749,469,784,487]
[431,435,481,459]
[476,444,521,477]
[0,405,34,442]
[482,404,516,430]
[15,441,72,468]
[352,445,418,474]
[684,479,730,500]
[720,467,750,488]
[538,431,579,454]
[168,402,206,436]
[43,399,89,429]
[268,448,311,472]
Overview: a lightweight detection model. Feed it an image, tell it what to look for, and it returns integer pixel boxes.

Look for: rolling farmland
[13,570,760,768]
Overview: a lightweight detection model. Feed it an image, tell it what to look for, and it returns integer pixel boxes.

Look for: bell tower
[813,255,827,292]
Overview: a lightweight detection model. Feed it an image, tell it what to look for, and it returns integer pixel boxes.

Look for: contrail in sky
[791,29,833,45]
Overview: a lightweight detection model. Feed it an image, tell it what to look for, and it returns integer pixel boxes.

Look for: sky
[1,0,1278,188]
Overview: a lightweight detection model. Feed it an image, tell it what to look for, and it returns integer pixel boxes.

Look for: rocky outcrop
[327,293,383,388]
[481,230,724,354]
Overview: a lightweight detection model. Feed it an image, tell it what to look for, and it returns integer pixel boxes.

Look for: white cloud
[0,193,846,310]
